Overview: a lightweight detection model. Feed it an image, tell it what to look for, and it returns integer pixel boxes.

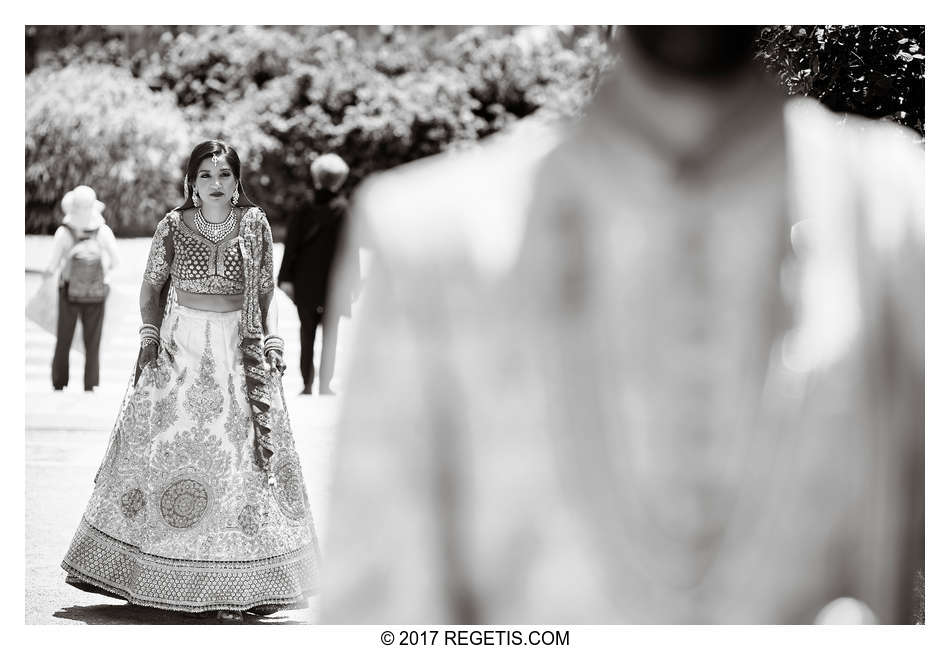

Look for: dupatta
[237,208,277,482]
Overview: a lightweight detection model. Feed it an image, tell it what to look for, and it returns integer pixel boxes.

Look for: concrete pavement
[25,236,350,624]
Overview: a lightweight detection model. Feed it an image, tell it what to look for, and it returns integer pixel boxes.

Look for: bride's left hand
[266,349,286,377]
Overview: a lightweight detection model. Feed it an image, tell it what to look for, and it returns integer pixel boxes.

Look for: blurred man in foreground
[322,26,923,624]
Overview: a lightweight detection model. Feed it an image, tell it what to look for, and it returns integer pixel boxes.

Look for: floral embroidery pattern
[272,458,307,521]
[151,369,186,435]
[164,315,181,360]
[143,213,173,287]
[143,352,172,391]
[225,374,251,467]
[259,216,275,292]
[103,390,157,501]
[184,322,225,428]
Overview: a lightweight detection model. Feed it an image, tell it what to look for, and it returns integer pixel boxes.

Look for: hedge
[25,64,194,235]
[25,25,923,236]
[26,27,614,234]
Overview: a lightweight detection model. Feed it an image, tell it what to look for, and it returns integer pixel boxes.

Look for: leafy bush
[26,64,193,235]
[436,27,613,127]
[142,26,305,117]
[26,27,601,230]
[174,27,614,224]
[757,25,925,135]
[204,56,484,222]
[26,25,926,236]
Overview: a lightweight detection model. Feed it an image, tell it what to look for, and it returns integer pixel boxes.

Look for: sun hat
[61,185,105,229]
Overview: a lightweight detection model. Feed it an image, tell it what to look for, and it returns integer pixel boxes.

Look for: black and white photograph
[21,21,930,638]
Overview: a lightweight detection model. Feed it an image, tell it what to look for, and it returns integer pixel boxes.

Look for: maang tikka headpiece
[211,153,221,168]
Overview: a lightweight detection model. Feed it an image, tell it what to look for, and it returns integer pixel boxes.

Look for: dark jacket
[278,189,359,316]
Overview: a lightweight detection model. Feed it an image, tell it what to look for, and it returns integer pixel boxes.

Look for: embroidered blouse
[144,207,275,296]
[143,205,278,477]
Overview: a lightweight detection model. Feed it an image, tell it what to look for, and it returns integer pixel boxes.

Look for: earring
[192,186,201,208]
[231,185,240,206]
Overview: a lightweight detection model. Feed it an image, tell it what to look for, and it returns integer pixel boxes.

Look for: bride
[61,140,320,623]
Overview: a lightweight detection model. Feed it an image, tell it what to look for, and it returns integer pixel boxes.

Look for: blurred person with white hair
[321,26,923,624]
[45,185,119,392]
[61,140,320,623]
[278,153,361,395]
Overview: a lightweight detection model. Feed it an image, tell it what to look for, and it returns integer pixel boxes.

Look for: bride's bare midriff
[177,290,243,312]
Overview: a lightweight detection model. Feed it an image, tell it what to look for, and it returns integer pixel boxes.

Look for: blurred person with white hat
[45,184,119,392]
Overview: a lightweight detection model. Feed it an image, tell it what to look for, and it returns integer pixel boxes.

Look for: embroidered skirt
[61,303,320,613]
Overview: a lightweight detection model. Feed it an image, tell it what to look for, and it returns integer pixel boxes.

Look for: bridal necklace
[194,205,236,243]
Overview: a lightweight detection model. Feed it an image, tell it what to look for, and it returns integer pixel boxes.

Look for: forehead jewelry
[211,153,221,168]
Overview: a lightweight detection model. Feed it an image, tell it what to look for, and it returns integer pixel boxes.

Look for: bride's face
[194,155,238,206]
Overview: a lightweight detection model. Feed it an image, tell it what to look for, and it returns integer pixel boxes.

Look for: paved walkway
[25,236,352,624]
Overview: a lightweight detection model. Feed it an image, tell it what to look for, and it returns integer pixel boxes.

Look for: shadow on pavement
[52,603,305,625]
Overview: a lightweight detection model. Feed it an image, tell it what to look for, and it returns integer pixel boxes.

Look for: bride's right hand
[138,341,158,370]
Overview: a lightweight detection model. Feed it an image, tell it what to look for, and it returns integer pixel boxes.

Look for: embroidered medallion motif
[119,488,146,519]
[160,478,211,528]
[238,504,260,537]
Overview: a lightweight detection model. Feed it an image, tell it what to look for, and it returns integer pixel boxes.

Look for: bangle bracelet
[263,335,284,354]
[139,324,159,339]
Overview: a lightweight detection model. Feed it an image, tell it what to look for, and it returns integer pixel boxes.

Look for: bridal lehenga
[61,299,320,613]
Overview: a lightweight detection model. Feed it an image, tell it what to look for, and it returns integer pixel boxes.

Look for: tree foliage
[757,25,924,135]
[26,26,613,234]
[25,25,924,236]
[25,64,193,235]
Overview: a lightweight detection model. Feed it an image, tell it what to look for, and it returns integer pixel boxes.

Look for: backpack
[64,224,107,303]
